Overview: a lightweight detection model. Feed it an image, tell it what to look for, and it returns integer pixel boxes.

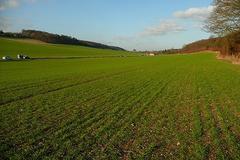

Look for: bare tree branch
[204,0,240,36]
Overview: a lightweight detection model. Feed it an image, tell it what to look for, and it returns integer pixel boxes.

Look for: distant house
[2,56,11,60]
[148,53,155,56]
[145,52,156,56]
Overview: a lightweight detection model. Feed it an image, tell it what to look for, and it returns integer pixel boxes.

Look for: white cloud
[174,6,215,20]
[140,20,185,37]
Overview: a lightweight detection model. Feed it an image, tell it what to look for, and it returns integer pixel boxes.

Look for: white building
[149,53,155,56]
[145,52,156,56]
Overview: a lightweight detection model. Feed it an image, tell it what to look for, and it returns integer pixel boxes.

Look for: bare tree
[205,0,240,36]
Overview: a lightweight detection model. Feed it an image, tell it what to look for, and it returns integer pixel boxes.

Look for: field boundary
[0,55,144,62]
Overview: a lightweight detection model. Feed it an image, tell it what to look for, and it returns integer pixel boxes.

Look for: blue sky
[0,0,214,50]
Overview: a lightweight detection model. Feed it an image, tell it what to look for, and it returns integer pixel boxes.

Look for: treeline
[203,0,240,57]
[139,49,181,55]
[157,49,181,54]
[155,49,181,54]
[182,37,222,53]
[181,31,240,56]
[0,30,125,51]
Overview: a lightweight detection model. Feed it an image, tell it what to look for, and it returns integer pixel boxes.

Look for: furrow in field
[191,103,206,159]
[0,71,142,150]
[218,96,240,147]
[212,75,240,148]
[18,72,152,159]
[198,66,240,159]
[0,84,117,158]
[52,78,149,140]
[190,67,211,160]
[93,71,176,159]
[168,73,198,159]
[205,69,240,159]
[215,101,240,159]
[0,69,136,105]
[141,69,195,159]
[78,66,179,158]
[0,73,124,128]
[0,77,64,93]
[195,69,230,160]
[208,80,240,159]
[44,66,174,159]
[0,71,145,158]
[47,77,155,159]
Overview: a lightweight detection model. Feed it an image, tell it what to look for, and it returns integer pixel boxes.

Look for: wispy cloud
[173,6,215,20]
[0,16,12,30]
[140,20,185,37]
[0,0,19,10]
[114,6,213,49]
[0,16,34,31]
[0,0,37,31]
[0,0,38,11]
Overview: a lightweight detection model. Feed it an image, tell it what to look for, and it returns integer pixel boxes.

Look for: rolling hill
[0,38,134,58]
[0,30,125,51]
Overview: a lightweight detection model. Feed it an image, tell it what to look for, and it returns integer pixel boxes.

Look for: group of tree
[204,0,240,56]
[181,37,223,53]
[0,30,125,51]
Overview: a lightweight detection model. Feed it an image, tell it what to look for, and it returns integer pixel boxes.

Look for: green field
[0,38,133,58]
[1,39,240,159]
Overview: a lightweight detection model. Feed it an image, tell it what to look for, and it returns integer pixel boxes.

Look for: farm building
[145,52,156,56]
[148,53,155,56]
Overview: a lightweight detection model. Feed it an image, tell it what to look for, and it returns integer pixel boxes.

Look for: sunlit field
[1,39,240,159]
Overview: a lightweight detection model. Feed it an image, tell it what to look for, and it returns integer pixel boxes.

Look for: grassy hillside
[1,52,240,159]
[0,30,125,51]
[0,38,133,58]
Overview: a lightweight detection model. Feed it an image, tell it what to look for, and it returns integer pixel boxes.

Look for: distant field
[0,40,240,159]
[0,38,134,58]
